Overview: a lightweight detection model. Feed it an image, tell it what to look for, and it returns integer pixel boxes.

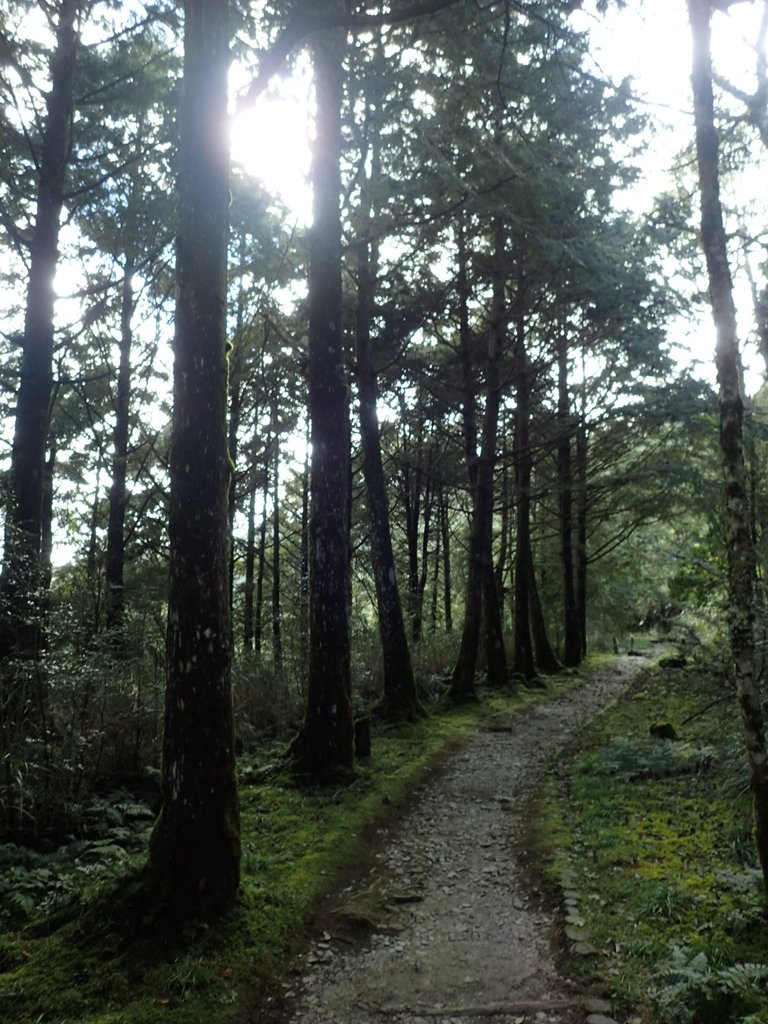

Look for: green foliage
[0,677,571,1024]
[592,736,717,782]
[541,657,768,1024]
[0,792,154,927]
[652,946,768,1024]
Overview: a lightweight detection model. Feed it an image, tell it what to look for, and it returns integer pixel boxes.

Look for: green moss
[539,659,768,1023]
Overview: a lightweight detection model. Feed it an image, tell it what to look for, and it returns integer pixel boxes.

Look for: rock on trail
[280,658,643,1024]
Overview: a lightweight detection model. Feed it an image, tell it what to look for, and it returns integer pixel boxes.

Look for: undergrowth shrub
[0,790,154,926]
[652,945,768,1024]
[592,736,717,782]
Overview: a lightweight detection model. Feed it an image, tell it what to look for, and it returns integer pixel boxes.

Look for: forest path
[276,657,645,1024]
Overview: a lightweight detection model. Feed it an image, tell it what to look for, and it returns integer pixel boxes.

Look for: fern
[653,945,768,1024]
[593,736,716,782]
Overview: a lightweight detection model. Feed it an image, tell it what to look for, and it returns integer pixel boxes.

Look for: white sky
[575,0,767,391]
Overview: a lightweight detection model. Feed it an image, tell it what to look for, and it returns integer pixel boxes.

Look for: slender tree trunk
[41,444,56,613]
[439,486,453,632]
[688,0,768,891]
[149,0,240,918]
[227,277,246,622]
[398,407,428,645]
[299,441,310,669]
[0,0,79,680]
[354,154,421,720]
[528,546,561,674]
[575,388,588,657]
[430,520,441,633]
[243,476,256,654]
[557,333,582,666]
[290,15,354,772]
[254,466,269,655]
[451,219,509,696]
[271,415,283,670]
[86,457,104,635]
[105,256,135,640]
[457,216,479,492]
[511,275,536,685]
[414,473,433,644]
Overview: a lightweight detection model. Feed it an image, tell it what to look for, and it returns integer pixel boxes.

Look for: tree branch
[236,0,462,110]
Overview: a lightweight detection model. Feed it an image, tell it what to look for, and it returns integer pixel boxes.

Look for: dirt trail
[279,657,645,1024]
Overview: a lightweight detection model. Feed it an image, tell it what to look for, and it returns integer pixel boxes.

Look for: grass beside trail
[0,668,583,1024]
[540,652,768,1024]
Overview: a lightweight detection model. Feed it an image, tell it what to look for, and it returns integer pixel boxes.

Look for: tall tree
[353,90,422,721]
[289,11,354,773]
[687,0,768,891]
[149,0,240,917]
[0,0,81,684]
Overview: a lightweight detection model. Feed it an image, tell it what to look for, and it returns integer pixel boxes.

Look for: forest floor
[267,656,645,1024]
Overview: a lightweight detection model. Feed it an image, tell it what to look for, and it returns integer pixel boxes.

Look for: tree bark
[289,13,354,773]
[511,277,537,685]
[271,409,283,670]
[149,0,240,918]
[105,256,135,641]
[439,485,453,633]
[254,459,269,655]
[557,332,582,666]
[687,0,768,891]
[451,219,510,696]
[0,0,80,680]
[575,379,589,657]
[243,471,256,654]
[354,136,422,719]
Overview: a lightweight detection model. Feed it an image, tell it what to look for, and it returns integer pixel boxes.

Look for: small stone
[573,941,600,956]
[566,926,591,942]
[583,998,613,1013]
[586,1016,618,1024]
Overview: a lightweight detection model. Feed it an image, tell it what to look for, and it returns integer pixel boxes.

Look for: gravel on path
[278,658,645,1024]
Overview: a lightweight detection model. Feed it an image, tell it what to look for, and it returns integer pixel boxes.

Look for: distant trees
[0,0,81,698]
[0,0,719,881]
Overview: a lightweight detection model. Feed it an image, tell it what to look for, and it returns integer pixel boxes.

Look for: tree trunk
[243,474,256,654]
[354,147,421,720]
[289,15,354,773]
[557,333,582,666]
[439,486,453,633]
[0,0,79,680]
[254,464,269,655]
[299,442,310,669]
[687,0,768,891]
[511,280,537,685]
[149,0,240,918]
[451,219,509,696]
[41,444,56,613]
[528,547,561,674]
[105,256,135,641]
[575,395,588,657]
[271,413,283,670]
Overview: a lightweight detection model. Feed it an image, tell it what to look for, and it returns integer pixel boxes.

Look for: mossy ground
[537,652,768,1024]
[0,673,574,1024]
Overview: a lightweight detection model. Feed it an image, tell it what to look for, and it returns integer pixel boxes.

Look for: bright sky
[576,0,767,391]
